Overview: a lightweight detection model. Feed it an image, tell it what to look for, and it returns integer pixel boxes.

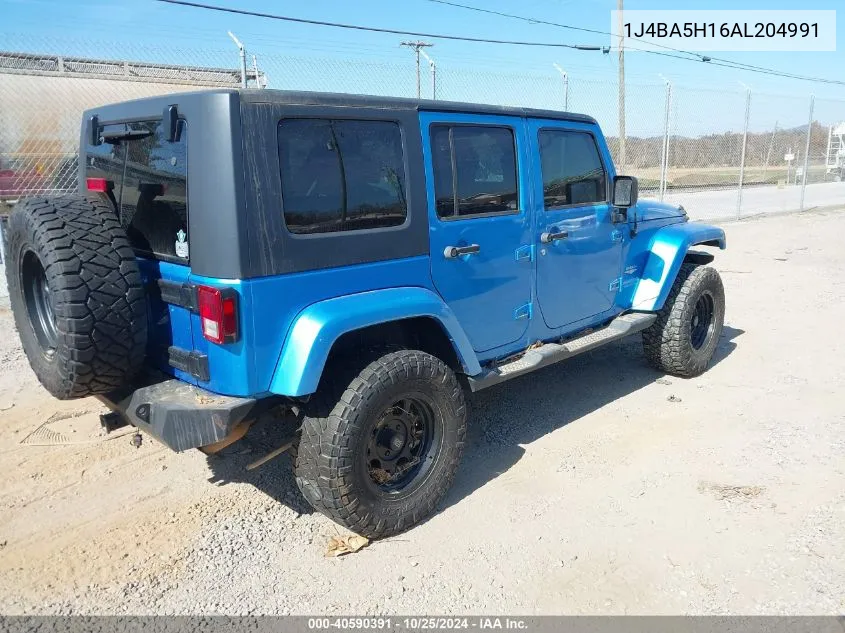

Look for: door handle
[540,230,569,244]
[444,244,481,259]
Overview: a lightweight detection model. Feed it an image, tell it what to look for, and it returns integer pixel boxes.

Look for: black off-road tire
[4,196,147,399]
[294,350,467,539]
[642,263,725,378]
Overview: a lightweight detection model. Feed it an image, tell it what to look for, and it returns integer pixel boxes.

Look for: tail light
[86,177,113,192]
[197,286,238,344]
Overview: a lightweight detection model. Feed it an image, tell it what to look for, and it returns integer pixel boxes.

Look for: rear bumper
[97,379,258,452]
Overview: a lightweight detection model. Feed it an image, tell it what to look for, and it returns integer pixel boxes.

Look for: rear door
[528,119,623,330]
[421,112,532,354]
[85,117,195,382]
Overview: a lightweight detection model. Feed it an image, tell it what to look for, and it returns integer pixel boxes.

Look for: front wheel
[642,263,725,377]
[293,350,467,539]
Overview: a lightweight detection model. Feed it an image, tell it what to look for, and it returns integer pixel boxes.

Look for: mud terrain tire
[294,349,467,539]
[642,263,725,378]
[4,196,147,399]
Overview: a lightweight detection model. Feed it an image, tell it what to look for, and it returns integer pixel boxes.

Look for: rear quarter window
[277,119,407,235]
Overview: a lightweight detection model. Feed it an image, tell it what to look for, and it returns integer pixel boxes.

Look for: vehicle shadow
[204,407,313,515]
[444,325,743,510]
[203,326,743,522]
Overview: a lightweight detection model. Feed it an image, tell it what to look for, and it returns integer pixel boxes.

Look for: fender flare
[268,287,481,397]
[631,223,726,312]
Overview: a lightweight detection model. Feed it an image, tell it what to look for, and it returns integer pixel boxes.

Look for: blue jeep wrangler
[3,90,725,538]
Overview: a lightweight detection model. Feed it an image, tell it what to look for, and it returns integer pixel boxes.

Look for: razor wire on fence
[1,34,844,222]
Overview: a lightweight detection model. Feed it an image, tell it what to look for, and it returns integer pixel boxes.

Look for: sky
[2,0,844,134]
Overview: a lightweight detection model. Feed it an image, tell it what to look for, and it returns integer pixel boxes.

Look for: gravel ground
[0,209,843,615]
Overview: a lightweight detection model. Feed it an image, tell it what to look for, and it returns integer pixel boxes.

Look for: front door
[529,120,623,330]
[422,112,532,354]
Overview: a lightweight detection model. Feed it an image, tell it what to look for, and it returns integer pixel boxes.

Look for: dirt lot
[0,209,843,615]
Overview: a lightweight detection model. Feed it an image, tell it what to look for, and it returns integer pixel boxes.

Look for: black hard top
[98,88,597,125]
[240,88,598,124]
[82,88,598,280]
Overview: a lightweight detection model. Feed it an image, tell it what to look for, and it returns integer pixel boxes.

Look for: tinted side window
[120,120,189,261]
[431,126,455,218]
[538,130,607,210]
[278,119,407,235]
[432,125,518,219]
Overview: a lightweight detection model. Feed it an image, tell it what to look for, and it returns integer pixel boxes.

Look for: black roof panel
[87,88,598,125]
[238,89,597,124]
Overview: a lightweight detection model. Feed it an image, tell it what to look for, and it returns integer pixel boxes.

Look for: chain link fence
[1,34,844,222]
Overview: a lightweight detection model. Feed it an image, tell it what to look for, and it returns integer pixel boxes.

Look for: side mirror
[612,175,638,208]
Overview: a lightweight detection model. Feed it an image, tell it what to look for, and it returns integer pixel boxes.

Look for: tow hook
[131,432,143,448]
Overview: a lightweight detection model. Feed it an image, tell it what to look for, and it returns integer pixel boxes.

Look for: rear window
[85,119,188,262]
[85,123,125,190]
[277,119,407,235]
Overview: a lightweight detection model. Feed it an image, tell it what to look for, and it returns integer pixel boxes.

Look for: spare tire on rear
[4,196,147,399]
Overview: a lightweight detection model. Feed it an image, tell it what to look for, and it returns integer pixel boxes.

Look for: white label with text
[610,10,836,52]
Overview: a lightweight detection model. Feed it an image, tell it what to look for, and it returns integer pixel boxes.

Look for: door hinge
[158,279,198,312]
[609,277,623,291]
[515,244,534,262]
[514,303,533,320]
[168,346,210,382]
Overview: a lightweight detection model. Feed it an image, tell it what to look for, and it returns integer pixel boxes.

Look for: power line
[154,0,606,50]
[424,0,845,86]
[426,0,701,60]
[155,0,845,86]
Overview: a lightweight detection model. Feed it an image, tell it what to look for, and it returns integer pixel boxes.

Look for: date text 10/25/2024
[307,617,529,630]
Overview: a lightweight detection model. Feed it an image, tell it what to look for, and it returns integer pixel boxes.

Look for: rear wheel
[4,196,147,399]
[642,263,725,377]
[293,350,467,539]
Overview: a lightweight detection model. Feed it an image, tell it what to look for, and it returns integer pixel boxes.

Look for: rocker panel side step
[467,312,657,392]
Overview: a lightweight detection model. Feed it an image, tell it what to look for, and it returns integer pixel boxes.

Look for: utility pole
[227,31,247,88]
[553,63,569,111]
[737,82,752,218]
[419,49,437,100]
[658,75,671,201]
[800,94,814,210]
[617,0,626,172]
[401,41,433,99]
[763,121,778,179]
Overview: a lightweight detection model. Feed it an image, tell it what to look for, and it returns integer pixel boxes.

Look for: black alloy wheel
[365,395,441,494]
